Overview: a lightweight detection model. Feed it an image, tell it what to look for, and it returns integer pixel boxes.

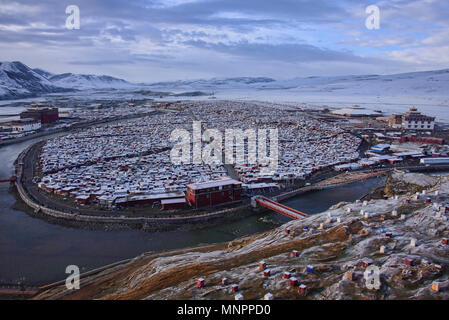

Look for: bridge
[0,176,16,183]
[252,196,308,220]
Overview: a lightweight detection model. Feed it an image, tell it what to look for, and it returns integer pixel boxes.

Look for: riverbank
[0,172,385,287]
[33,171,449,300]
[0,107,390,287]
[15,136,393,231]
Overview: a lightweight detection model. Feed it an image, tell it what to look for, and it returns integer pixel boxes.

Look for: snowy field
[1,63,448,122]
[1,89,448,123]
[209,90,449,122]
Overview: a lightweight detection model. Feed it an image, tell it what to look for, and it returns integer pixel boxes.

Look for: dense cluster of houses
[186,101,362,184]
[67,102,155,122]
[37,101,363,209]
[334,141,449,172]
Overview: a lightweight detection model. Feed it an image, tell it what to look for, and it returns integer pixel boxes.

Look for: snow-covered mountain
[0,61,69,100]
[252,69,449,97]
[148,77,276,90]
[0,61,136,100]
[46,73,134,90]
[147,70,449,97]
[32,68,54,79]
[2,60,449,100]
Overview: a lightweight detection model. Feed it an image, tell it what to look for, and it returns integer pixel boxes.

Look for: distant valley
[1,61,449,101]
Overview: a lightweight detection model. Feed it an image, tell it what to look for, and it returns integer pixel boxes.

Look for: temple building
[186,177,242,209]
[20,103,59,124]
[389,107,435,131]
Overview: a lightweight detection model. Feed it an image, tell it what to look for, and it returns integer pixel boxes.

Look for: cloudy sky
[1,0,448,82]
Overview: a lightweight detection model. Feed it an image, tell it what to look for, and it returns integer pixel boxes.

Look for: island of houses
[31,101,448,212]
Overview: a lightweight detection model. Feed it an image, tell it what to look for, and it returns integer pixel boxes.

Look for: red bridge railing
[255,196,308,220]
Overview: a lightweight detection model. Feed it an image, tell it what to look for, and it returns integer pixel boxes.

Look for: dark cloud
[68,59,136,66]
[182,40,384,64]
[0,0,447,81]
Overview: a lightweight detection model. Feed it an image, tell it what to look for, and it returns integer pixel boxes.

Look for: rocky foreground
[34,172,449,300]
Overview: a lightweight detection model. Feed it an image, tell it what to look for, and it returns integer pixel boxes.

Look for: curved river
[0,135,383,285]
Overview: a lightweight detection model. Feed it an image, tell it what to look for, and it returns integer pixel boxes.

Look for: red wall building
[115,192,185,207]
[161,198,186,210]
[20,105,59,124]
[186,177,243,209]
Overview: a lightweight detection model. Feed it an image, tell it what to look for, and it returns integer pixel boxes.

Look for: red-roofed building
[186,177,242,209]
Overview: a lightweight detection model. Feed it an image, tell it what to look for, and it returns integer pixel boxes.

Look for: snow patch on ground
[391,172,439,187]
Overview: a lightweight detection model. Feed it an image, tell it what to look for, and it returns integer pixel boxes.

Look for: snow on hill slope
[147,70,449,97]
[32,66,133,90]
[33,173,449,300]
[253,69,449,97]
[0,61,68,99]
[32,68,54,79]
[47,73,135,90]
[0,61,136,99]
[148,77,276,90]
[2,60,449,100]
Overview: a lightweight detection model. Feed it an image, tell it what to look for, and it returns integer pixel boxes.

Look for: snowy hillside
[2,60,449,101]
[47,73,135,90]
[32,66,133,90]
[0,61,136,99]
[0,61,68,99]
[255,69,449,97]
[148,77,276,90]
[32,68,54,79]
[147,70,449,97]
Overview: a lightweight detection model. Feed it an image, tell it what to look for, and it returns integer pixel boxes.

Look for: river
[0,135,383,285]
